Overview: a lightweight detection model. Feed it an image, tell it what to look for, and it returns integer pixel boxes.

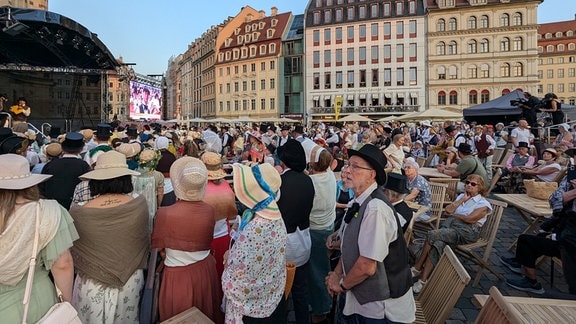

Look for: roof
[463,89,524,117]
[538,19,576,36]
[0,6,118,70]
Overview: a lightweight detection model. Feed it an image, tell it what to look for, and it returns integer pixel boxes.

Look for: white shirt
[511,127,533,148]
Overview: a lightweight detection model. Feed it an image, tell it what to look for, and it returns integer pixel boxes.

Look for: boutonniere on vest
[344,202,361,224]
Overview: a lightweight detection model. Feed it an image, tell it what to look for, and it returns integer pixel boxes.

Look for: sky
[49,0,576,76]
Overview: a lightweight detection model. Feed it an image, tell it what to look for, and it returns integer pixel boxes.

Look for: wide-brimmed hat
[79,128,93,141]
[421,120,432,127]
[45,142,62,157]
[61,132,85,151]
[384,172,410,194]
[457,143,473,154]
[80,151,139,180]
[347,144,388,186]
[444,125,456,133]
[0,154,52,189]
[248,131,263,142]
[544,147,557,156]
[233,163,281,220]
[201,151,227,180]
[155,136,170,150]
[0,132,28,155]
[170,156,208,201]
[278,139,306,172]
[115,142,142,158]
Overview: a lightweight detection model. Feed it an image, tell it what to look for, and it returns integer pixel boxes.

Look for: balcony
[310,105,419,115]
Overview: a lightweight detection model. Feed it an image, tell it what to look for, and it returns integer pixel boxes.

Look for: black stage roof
[0,6,118,71]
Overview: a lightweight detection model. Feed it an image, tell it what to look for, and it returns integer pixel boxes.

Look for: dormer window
[225,38,232,47]
[245,25,251,33]
[259,22,265,30]
[250,45,257,57]
[271,18,278,27]
[237,35,244,45]
[234,28,240,35]
[267,29,274,38]
[225,51,231,61]
[545,33,552,39]
[246,33,252,43]
[253,32,260,41]
[269,43,276,53]
[260,44,267,55]
[556,32,563,37]
[241,46,248,58]
[218,52,224,62]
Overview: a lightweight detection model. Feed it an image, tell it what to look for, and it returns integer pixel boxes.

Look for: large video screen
[129,81,162,120]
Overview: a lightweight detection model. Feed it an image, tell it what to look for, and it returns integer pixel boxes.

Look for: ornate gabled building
[166,54,182,119]
[305,0,427,122]
[214,7,292,119]
[427,0,541,112]
[537,18,576,105]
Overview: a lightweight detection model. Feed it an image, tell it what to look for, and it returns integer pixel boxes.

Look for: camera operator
[515,92,540,137]
[540,93,564,126]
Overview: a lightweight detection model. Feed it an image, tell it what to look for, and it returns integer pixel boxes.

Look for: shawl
[203,181,237,221]
[0,200,60,286]
[69,195,149,288]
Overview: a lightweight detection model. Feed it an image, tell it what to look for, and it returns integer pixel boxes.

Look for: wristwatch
[339,278,348,291]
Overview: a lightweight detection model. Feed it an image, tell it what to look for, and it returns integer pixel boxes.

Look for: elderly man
[473,124,496,183]
[383,172,412,232]
[437,143,488,193]
[325,144,415,323]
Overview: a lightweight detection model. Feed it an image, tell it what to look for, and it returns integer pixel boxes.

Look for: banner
[334,96,343,121]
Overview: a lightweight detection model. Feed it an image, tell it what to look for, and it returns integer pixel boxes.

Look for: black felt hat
[445,125,457,133]
[61,132,85,151]
[384,172,410,194]
[457,143,473,154]
[278,139,306,172]
[95,123,112,138]
[48,126,61,138]
[347,144,388,186]
[294,125,304,134]
[281,125,291,131]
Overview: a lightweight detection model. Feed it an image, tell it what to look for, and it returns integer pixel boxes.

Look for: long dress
[152,200,224,323]
[0,200,78,323]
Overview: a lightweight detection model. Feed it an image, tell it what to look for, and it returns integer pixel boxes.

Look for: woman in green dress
[0,154,78,323]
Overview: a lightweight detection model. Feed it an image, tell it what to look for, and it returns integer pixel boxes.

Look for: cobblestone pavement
[288,193,576,323]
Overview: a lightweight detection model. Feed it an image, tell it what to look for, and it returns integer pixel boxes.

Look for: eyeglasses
[343,163,374,172]
[465,180,478,187]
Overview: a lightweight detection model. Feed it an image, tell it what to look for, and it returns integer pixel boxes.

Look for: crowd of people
[1,115,576,324]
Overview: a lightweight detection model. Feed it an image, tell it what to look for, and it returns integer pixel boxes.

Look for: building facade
[305,0,427,122]
[427,0,541,112]
[537,19,576,105]
[279,14,305,119]
[0,0,48,10]
[166,54,182,120]
[215,7,292,119]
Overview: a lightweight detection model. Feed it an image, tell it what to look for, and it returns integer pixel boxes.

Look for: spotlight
[71,36,83,49]
[2,21,29,36]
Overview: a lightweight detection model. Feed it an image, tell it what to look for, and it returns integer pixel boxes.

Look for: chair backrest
[478,199,507,250]
[417,246,471,324]
[428,182,448,229]
[553,167,567,184]
[416,156,426,168]
[499,149,514,166]
[488,168,503,195]
[424,154,435,167]
[474,286,523,324]
[492,148,505,165]
[404,205,430,243]
[429,177,459,202]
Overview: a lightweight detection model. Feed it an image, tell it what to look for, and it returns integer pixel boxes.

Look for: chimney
[246,13,253,23]
[259,10,266,19]
[271,6,278,16]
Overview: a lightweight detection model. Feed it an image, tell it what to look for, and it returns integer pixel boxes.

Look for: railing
[310,105,419,114]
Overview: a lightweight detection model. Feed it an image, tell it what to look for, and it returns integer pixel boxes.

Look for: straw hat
[201,152,227,180]
[80,151,140,180]
[233,163,281,220]
[0,154,52,189]
[170,156,208,201]
[79,129,94,141]
[115,142,142,158]
[44,142,62,157]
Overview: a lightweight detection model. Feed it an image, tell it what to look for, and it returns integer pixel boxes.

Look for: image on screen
[129,81,162,120]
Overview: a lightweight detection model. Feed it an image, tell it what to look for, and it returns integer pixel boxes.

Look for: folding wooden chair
[455,199,507,286]
[491,148,505,166]
[487,167,503,195]
[404,205,430,244]
[474,286,523,324]
[414,246,471,324]
[429,177,459,203]
[416,156,426,168]
[412,182,447,239]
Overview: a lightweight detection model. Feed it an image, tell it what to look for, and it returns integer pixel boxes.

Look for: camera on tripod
[510,98,528,106]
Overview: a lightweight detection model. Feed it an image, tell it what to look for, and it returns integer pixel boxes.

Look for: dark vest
[474,133,492,159]
[341,187,412,304]
[278,170,314,233]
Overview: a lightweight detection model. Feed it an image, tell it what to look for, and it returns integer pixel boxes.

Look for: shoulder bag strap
[21,202,41,324]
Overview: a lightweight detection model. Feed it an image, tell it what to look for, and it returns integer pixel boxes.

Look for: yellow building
[215,7,292,119]
[0,0,47,10]
[426,0,541,111]
[537,19,576,106]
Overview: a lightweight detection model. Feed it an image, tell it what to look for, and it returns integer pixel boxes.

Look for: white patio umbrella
[376,115,399,122]
[338,113,373,122]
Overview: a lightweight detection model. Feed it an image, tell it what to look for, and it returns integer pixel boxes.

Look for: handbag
[21,203,81,324]
[523,179,558,200]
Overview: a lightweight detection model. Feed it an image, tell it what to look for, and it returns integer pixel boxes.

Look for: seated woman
[503,141,535,192]
[403,158,432,222]
[411,174,492,293]
[520,147,562,182]
[554,123,573,148]
[383,134,407,173]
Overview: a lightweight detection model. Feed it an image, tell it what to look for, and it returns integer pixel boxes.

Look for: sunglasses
[465,180,478,187]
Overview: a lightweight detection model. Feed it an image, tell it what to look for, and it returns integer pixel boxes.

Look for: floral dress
[408,174,432,220]
[221,215,287,323]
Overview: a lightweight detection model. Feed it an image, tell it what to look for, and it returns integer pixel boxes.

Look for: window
[324,49,331,66]
[336,8,343,21]
[409,20,416,36]
[359,25,366,40]
[324,10,332,23]
[547,69,554,78]
[538,70,543,79]
[336,27,342,43]
[397,68,404,86]
[242,81,247,91]
[558,84,565,93]
[570,68,576,77]
[409,1,416,14]
[371,23,378,39]
[501,37,510,51]
[383,45,391,61]
[438,66,446,80]
[359,70,366,87]
[513,12,522,26]
[251,63,256,72]
[468,16,477,29]
[438,91,446,105]
[447,41,457,55]
[468,40,477,53]
[383,22,391,38]
[243,99,248,110]
[313,51,320,67]
[448,65,457,79]
[396,2,403,15]
[570,83,576,92]
[449,90,458,105]
[547,84,554,93]
[372,69,379,86]
[469,90,478,104]
[261,79,266,90]
[396,44,404,61]
[347,26,354,41]
[384,68,391,86]
[397,21,404,38]
[243,64,247,73]
[261,62,266,71]
[270,98,275,110]
[502,89,511,95]
[226,83,231,92]
[359,46,366,63]
[347,6,355,20]
[336,48,343,65]
[481,89,490,103]
[479,39,489,53]
[234,82,239,92]
[270,78,275,89]
[270,61,275,69]
[336,71,343,88]
[347,47,355,65]
[448,18,457,31]
[409,67,417,85]
[480,15,489,28]
[558,44,565,51]
[501,63,510,77]
[371,3,378,18]
[409,43,417,60]
[480,64,489,78]
[512,37,522,51]
[437,42,446,55]
[269,43,276,53]
[513,62,523,77]
[251,80,256,91]
[324,29,331,44]
[251,99,256,110]
[234,100,239,111]
[347,70,355,88]
[313,12,320,24]
[384,3,391,16]
[501,13,509,27]
[313,73,320,89]
[359,5,366,19]
[261,99,266,110]
[437,19,445,32]
[227,101,231,111]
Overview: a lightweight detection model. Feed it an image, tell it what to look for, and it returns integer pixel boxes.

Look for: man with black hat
[437,142,488,192]
[325,144,415,323]
[85,123,113,168]
[277,139,315,324]
[0,127,28,156]
[278,125,292,147]
[383,173,412,232]
[126,126,139,143]
[41,132,91,209]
